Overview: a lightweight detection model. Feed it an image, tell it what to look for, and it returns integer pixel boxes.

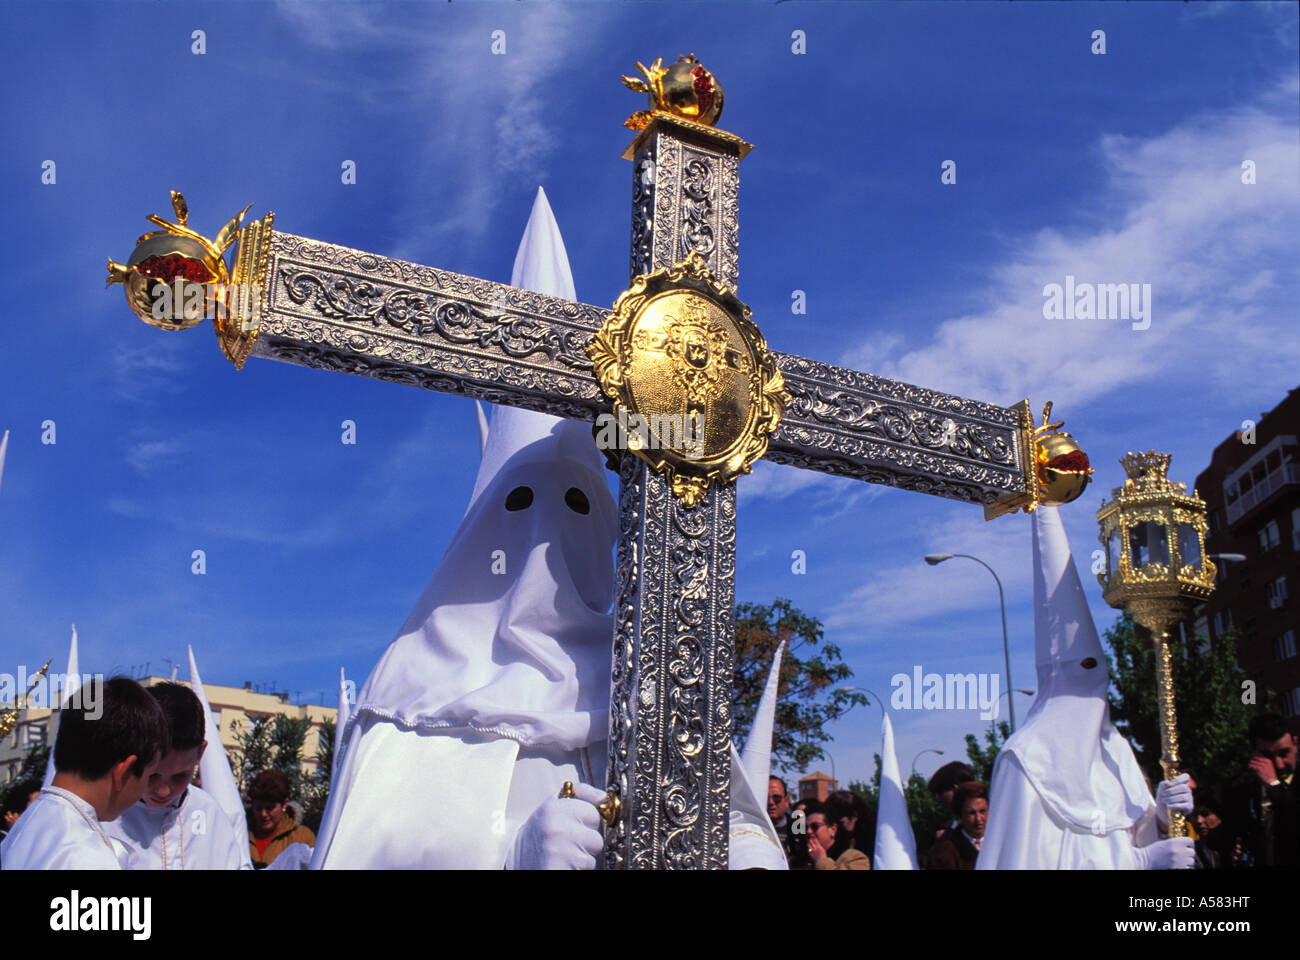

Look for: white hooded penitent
[311,188,621,868]
[312,187,783,869]
[977,506,1186,869]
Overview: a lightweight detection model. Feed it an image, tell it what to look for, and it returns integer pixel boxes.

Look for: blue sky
[1,1,1297,789]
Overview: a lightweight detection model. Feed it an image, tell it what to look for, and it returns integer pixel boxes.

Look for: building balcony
[1226,461,1299,526]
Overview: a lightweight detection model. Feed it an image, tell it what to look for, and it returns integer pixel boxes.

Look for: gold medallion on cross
[589,252,787,508]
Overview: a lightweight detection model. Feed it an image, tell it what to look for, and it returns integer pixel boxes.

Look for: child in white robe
[1,677,167,870]
[105,682,249,870]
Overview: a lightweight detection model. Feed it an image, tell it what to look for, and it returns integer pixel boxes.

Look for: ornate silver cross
[106,57,1085,869]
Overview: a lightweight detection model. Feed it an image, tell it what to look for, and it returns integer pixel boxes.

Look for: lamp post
[995,688,1035,724]
[925,553,1018,733]
[835,686,886,721]
[911,747,944,778]
[1096,451,1216,838]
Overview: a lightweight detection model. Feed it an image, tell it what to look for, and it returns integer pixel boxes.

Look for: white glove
[506,782,605,870]
[1155,774,1194,822]
[1133,837,1195,870]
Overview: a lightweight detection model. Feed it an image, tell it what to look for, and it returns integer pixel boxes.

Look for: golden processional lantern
[1096,451,1215,837]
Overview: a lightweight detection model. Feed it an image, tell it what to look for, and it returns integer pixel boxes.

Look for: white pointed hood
[873,712,918,869]
[43,625,80,788]
[188,645,253,868]
[741,643,784,801]
[348,187,617,750]
[998,506,1152,832]
[0,429,9,495]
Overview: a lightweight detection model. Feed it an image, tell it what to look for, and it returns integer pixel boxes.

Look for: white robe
[316,719,783,869]
[104,785,248,870]
[979,751,1158,869]
[0,787,123,870]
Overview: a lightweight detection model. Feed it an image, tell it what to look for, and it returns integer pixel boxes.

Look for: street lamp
[834,686,885,721]
[911,747,944,777]
[924,552,1018,733]
[1097,451,1217,838]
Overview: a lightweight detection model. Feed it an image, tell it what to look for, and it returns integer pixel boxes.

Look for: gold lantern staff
[0,657,54,738]
[1096,452,1216,838]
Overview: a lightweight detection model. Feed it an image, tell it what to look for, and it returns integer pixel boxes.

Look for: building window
[22,723,47,748]
[1285,686,1300,719]
[1292,507,1300,550]
[1259,519,1280,552]
[1275,631,1297,662]
[1214,609,1233,636]
[1266,576,1288,609]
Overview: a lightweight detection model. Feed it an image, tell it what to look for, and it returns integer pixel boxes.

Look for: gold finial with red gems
[622,54,724,130]
[1031,401,1093,508]
[984,399,1093,520]
[106,191,251,332]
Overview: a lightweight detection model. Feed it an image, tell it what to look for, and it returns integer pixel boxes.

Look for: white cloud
[273,3,606,256]
[824,509,1031,632]
[110,340,190,403]
[843,88,1300,413]
[125,439,185,475]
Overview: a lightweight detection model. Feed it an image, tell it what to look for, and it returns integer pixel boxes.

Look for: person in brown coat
[928,781,987,870]
[246,770,315,869]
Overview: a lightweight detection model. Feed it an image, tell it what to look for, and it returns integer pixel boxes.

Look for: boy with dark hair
[1,677,167,869]
[104,682,249,869]
[247,769,315,868]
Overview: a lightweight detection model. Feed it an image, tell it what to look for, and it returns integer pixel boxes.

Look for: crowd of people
[0,677,316,870]
[763,713,1298,872]
[1,672,1296,871]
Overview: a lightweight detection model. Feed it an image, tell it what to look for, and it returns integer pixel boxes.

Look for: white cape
[104,785,248,870]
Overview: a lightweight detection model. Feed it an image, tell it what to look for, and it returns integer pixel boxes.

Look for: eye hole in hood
[504,485,533,511]
[564,487,590,515]
[1080,657,1098,669]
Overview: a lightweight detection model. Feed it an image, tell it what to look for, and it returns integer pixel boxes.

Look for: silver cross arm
[247,233,1028,506]
[251,232,606,422]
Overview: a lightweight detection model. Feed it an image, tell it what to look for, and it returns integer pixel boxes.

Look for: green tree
[964,720,1011,785]
[300,717,336,834]
[731,598,868,774]
[232,714,310,800]
[16,743,50,785]
[1105,613,1256,788]
[232,716,272,795]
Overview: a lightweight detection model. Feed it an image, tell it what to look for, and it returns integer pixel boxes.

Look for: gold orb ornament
[1033,402,1093,507]
[983,400,1093,520]
[105,191,250,332]
[621,54,724,130]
